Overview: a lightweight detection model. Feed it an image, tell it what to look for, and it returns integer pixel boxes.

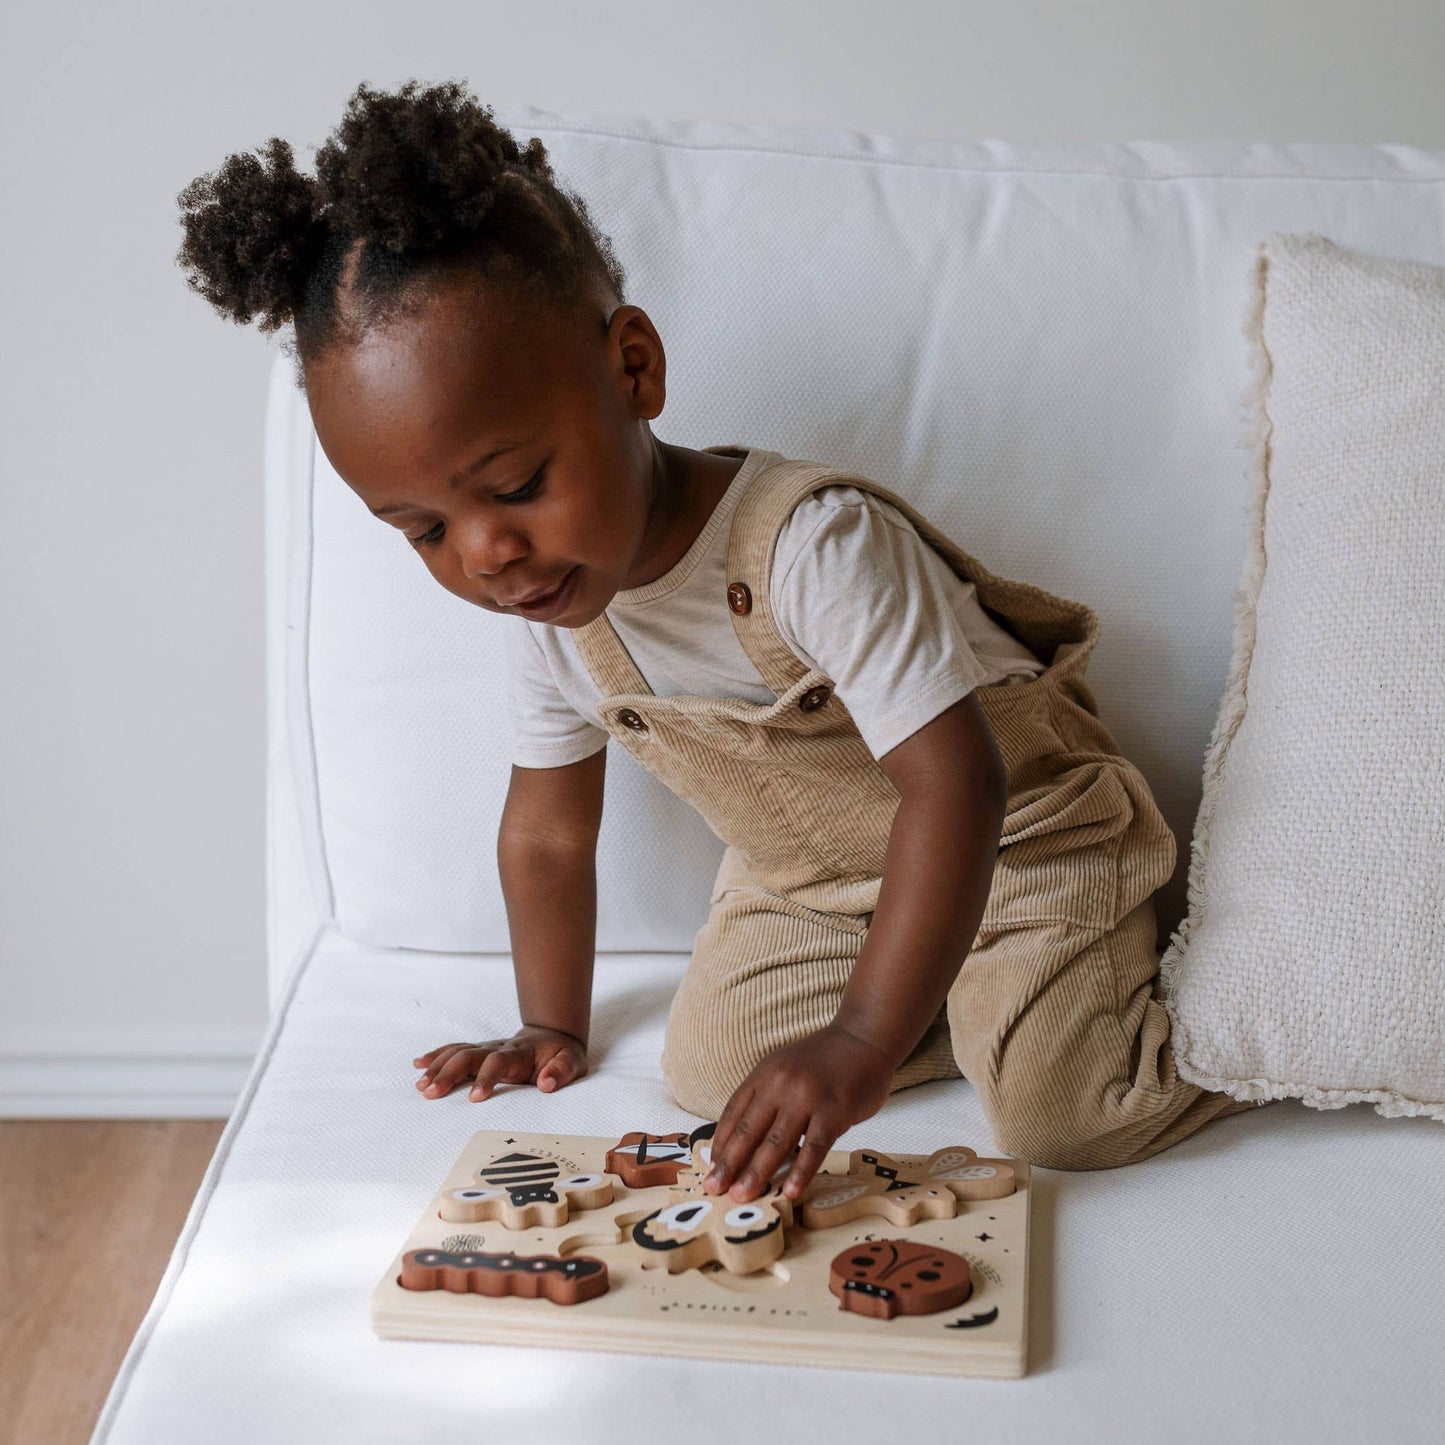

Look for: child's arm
[702,693,1008,1201]
[414,748,606,1101]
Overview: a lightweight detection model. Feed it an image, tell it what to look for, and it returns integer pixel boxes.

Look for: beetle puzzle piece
[438,1148,613,1228]
[400,1245,610,1306]
[799,1146,1016,1229]
[828,1239,973,1320]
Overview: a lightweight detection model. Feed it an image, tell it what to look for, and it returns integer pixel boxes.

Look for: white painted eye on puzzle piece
[724,1204,768,1230]
[656,1199,714,1235]
[451,1188,504,1204]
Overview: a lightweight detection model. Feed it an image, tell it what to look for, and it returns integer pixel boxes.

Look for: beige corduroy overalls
[572,455,1251,1170]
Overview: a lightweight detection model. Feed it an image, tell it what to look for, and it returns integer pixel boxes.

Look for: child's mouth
[508,566,579,621]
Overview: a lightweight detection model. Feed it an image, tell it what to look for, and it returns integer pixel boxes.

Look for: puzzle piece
[799,1146,1015,1229]
[667,1121,796,1226]
[438,1149,613,1228]
[627,1192,788,1275]
[828,1239,973,1320]
[400,1246,609,1306]
[604,1130,694,1188]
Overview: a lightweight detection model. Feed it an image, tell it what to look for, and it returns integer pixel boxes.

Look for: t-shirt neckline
[609,445,776,608]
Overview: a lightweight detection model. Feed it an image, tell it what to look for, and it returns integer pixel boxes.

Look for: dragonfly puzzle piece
[799,1146,1016,1229]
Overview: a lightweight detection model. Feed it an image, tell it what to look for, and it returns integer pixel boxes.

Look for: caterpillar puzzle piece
[399,1245,609,1306]
[439,1148,614,1228]
[828,1239,973,1320]
[799,1146,1016,1229]
[604,1129,695,1188]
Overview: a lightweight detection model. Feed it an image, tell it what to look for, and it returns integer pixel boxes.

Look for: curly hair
[176,78,628,388]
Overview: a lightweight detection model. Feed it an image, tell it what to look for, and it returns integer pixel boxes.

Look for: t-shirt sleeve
[504,621,610,768]
[770,487,997,760]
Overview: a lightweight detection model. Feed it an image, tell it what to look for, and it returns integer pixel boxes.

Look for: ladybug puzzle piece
[799,1146,1015,1229]
[400,1246,609,1306]
[829,1239,973,1320]
[439,1149,613,1228]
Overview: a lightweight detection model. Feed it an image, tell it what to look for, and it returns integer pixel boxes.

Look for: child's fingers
[415,1043,471,1092]
[424,1046,487,1097]
[706,1099,789,1200]
[780,1126,832,1201]
[468,1046,533,1102]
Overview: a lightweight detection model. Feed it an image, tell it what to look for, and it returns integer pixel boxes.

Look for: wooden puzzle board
[371,1129,1032,1378]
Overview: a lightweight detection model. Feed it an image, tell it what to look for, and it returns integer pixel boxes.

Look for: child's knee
[659,977,762,1121]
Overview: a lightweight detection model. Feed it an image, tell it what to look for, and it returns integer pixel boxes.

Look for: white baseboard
[0,1027,263,1118]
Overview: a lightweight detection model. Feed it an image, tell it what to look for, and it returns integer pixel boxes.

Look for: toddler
[178,79,1254,1206]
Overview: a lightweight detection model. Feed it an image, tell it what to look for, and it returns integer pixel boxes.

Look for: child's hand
[700,1023,896,1205]
[413,1024,588,1102]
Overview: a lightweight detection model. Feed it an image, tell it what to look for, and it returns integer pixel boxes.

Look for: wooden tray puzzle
[371,1125,1032,1377]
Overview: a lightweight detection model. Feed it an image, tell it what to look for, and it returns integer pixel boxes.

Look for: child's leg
[660,855,960,1121]
[947,753,1255,1170]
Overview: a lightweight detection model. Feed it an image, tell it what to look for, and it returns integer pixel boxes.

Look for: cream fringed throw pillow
[1159,232,1445,1122]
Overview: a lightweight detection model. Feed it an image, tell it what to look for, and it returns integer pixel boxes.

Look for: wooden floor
[0,1120,225,1445]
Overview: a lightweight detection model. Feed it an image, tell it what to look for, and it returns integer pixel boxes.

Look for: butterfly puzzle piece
[828,1239,974,1320]
[799,1146,1015,1229]
[665,1121,796,1224]
[625,1122,792,1274]
[400,1245,609,1306]
[438,1148,613,1228]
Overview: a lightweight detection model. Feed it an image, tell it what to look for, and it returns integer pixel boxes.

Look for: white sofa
[94,107,1445,1443]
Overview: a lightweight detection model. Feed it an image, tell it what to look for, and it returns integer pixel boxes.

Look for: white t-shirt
[505,445,1045,767]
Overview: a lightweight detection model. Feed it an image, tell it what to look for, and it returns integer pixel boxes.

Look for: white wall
[3,0,1442,1116]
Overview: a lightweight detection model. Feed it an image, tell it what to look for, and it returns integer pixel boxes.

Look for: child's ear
[606,304,667,420]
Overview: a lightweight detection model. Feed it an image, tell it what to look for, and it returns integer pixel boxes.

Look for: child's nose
[455,514,528,578]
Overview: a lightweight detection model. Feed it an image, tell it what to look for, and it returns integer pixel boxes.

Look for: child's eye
[497,466,546,505]
[407,467,545,548]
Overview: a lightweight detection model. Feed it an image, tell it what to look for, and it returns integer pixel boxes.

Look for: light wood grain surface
[0,1120,223,1445]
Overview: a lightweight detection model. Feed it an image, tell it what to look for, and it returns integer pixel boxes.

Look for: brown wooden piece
[604,1130,694,1188]
[400,1246,609,1305]
[828,1239,973,1320]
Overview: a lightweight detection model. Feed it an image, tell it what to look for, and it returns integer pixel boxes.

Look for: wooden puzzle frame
[371,1128,1032,1378]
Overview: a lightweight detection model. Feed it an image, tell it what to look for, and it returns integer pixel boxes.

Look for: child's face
[305,269,671,627]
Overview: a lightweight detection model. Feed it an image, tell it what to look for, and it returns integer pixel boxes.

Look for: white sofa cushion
[265,107,1445,978]
[1160,232,1445,1122]
[92,928,1445,1442]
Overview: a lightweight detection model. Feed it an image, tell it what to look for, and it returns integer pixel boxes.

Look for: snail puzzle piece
[828,1239,973,1320]
[400,1243,610,1306]
[799,1146,1016,1229]
[439,1148,614,1228]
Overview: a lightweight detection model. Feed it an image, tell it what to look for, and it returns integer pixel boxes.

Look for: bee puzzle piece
[439,1149,613,1228]
[629,1193,787,1275]
[400,1246,609,1306]
[799,1147,1015,1229]
[604,1130,694,1188]
[829,1239,973,1320]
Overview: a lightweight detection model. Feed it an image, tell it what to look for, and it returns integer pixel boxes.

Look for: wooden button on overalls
[727,582,752,615]
[617,708,648,733]
[798,685,831,712]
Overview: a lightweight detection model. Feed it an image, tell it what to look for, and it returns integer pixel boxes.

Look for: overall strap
[572,604,653,700]
[723,458,883,695]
